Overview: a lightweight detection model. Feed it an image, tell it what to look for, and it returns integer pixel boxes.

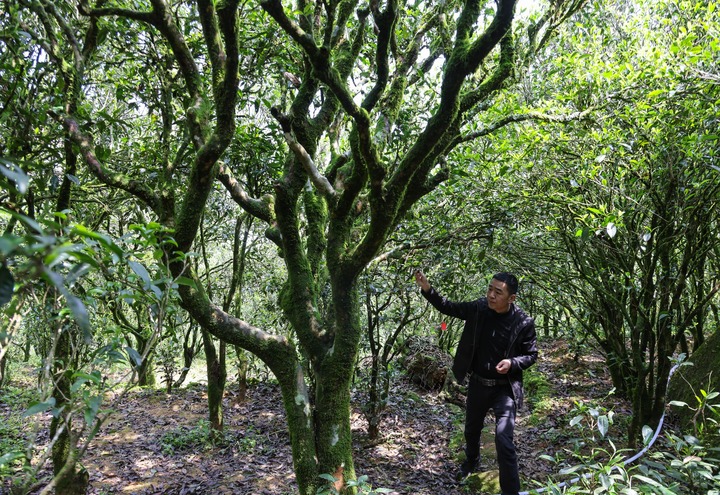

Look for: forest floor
[2,338,635,495]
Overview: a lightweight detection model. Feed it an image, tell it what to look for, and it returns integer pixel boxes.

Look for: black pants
[465,381,520,495]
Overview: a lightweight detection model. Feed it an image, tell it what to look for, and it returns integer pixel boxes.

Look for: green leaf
[0,208,44,234]
[71,370,102,393]
[66,293,92,342]
[128,260,151,285]
[42,268,92,342]
[72,224,124,256]
[598,414,609,437]
[174,276,197,288]
[0,264,14,307]
[84,394,102,426]
[0,234,22,256]
[318,473,337,483]
[0,158,30,194]
[641,425,654,445]
[23,397,56,417]
[599,472,612,490]
[125,346,143,368]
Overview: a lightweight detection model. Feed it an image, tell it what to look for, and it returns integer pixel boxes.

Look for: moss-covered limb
[175,276,293,365]
[458,32,515,116]
[378,7,445,126]
[397,156,450,216]
[523,0,587,60]
[173,140,225,253]
[202,329,226,431]
[437,0,515,117]
[78,0,155,24]
[214,1,240,128]
[462,0,516,76]
[144,0,203,108]
[452,0,483,50]
[329,0,360,49]
[264,2,364,127]
[173,20,240,254]
[216,163,276,225]
[311,93,343,143]
[260,0,320,58]
[385,4,515,206]
[196,0,223,85]
[290,61,322,130]
[326,134,368,272]
[343,203,400,279]
[360,1,398,112]
[282,130,337,200]
[332,6,368,80]
[313,378,356,491]
[274,179,331,361]
[326,280,362,378]
[304,189,329,279]
[25,0,74,71]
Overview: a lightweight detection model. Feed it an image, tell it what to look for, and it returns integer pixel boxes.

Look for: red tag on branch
[440,322,447,331]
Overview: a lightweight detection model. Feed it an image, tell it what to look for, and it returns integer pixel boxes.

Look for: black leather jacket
[421,287,538,408]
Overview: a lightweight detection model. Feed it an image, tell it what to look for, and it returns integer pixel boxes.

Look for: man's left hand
[495,359,512,374]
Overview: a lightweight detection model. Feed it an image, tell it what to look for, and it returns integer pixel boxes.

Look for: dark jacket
[421,287,538,408]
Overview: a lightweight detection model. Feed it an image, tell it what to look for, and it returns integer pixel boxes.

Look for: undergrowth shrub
[159,419,228,455]
[532,388,720,495]
[159,419,263,456]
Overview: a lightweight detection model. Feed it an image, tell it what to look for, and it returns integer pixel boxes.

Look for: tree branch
[457,108,594,144]
[216,163,275,224]
[78,0,155,24]
[271,107,336,200]
[51,112,163,213]
[260,0,320,58]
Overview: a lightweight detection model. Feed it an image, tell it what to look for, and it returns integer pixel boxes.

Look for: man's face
[486,278,516,314]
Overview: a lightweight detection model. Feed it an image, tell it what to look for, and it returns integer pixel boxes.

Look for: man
[414,270,537,495]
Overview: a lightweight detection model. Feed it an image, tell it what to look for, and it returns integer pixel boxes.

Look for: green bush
[534,402,720,495]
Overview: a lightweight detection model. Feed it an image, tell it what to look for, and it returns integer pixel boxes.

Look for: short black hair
[492,272,518,295]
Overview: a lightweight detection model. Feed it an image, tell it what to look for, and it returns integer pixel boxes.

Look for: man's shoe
[459,457,477,478]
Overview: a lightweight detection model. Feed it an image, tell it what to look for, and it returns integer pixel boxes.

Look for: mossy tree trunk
[50,324,89,495]
[202,329,227,432]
